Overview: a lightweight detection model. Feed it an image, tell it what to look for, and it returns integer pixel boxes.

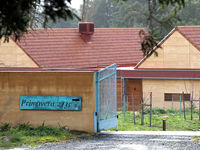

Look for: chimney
[79,22,94,42]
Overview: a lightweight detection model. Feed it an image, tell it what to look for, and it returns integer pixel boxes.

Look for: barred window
[164,93,190,101]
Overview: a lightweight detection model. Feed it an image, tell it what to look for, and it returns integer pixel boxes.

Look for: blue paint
[99,72,116,81]
[98,117,118,131]
[97,64,118,132]
[98,64,116,73]
[97,69,101,124]
[94,72,98,133]
[20,96,81,111]
[114,64,118,131]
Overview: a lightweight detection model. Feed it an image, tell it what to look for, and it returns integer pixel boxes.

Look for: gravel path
[28,132,200,150]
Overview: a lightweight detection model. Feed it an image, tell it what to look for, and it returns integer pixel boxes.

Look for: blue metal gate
[97,64,118,132]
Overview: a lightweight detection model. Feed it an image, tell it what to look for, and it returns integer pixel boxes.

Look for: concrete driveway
[28,131,200,150]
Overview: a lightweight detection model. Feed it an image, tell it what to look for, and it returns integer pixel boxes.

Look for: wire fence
[118,92,200,131]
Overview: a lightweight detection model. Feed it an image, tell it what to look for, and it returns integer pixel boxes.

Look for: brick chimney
[79,22,94,42]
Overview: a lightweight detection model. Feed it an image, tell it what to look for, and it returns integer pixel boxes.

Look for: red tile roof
[16,28,144,68]
[176,26,200,51]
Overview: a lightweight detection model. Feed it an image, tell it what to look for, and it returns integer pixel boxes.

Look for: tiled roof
[16,28,144,68]
[176,26,200,51]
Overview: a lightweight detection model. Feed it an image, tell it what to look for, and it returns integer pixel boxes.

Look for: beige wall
[0,72,95,132]
[0,38,38,67]
[138,31,200,69]
[142,79,200,109]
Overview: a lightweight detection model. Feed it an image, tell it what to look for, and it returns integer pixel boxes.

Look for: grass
[192,136,200,144]
[0,122,93,149]
[109,108,200,131]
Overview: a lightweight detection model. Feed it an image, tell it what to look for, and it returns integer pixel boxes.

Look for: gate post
[94,72,98,132]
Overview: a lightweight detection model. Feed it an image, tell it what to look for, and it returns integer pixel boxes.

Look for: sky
[71,0,83,9]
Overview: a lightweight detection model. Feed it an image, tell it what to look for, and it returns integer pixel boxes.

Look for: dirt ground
[28,132,200,150]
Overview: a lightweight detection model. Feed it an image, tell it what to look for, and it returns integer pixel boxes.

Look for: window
[164,93,190,101]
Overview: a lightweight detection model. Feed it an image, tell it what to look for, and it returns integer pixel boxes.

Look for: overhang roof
[118,69,200,79]
[16,28,144,69]
[0,67,98,72]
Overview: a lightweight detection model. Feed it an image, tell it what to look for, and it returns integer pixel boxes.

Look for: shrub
[0,123,11,132]
[17,122,32,131]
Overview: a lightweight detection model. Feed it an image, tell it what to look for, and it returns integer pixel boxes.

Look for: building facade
[118,26,200,109]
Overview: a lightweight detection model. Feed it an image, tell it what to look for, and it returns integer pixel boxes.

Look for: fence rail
[119,91,200,131]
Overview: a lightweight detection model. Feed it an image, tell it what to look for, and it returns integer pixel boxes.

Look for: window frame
[164,93,190,102]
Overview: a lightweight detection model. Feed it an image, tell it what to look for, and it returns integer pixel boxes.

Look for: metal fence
[118,92,200,131]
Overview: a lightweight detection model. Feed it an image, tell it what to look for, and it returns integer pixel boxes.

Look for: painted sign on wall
[20,96,81,111]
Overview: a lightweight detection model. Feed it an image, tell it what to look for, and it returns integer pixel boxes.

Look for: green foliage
[115,0,185,7]
[17,122,32,131]
[0,123,11,132]
[10,134,22,143]
[0,0,77,41]
[0,123,93,148]
[158,0,185,8]
[143,108,168,115]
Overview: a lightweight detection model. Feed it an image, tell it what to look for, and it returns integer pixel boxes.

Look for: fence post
[191,91,193,120]
[150,92,152,127]
[199,92,200,121]
[132,93,136,124]
[121,78,123,112]
[126,96,129,111]
[163,120,166,131]
[171,96,173,111]
[141,97,144,125]
[180,94,182,117]
[191,100,193,120]
[183,92,186,120]
[124,95,126,120]
[199,100,200,121]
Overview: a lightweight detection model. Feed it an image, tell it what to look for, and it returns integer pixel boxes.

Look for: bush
[17,122,33,131]
[0,123,11,132]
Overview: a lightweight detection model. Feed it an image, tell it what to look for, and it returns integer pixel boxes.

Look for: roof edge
[134,27,176,69]
[10,37,41,68]
[176,26,200,51]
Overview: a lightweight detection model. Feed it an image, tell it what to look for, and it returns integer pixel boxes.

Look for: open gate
[96,64,118,132]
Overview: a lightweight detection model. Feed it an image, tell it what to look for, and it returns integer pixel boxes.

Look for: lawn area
[0,122,93,149]
[109,108,200,131]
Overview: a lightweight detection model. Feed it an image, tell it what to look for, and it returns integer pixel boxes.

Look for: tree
[80,0,96,22]
[110,0,148,28]
[48,8,79,28]
[0,0,186,42]
[177,0,200,26]
[93,0,117,27]
[0,0,77,41]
